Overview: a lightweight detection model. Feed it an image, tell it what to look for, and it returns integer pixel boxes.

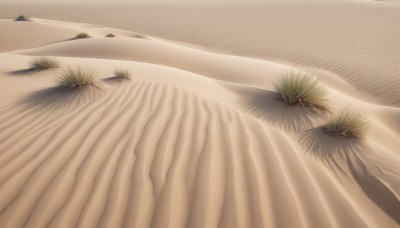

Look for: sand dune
[0,12,399,228]
[0,78,397,228]
[1,1,399,106]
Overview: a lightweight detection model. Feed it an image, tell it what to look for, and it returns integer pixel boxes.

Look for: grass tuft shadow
[300,128,400,224]
[21,84,106,111]
[241,90,327,132]
[299,127,366,172]
[9,68,46,76]
[102,77,129,86]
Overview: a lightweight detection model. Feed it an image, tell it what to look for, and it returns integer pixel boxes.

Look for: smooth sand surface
[0,1,399,227]
[1,0,400,106]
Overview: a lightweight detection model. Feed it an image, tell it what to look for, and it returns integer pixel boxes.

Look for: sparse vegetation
[74,33,91,39]
[57,66,97,89]
[106,34,115,38]
[322,108,368,139]
[15,15,29,21]
[29,56,60,70]
[114,68,132,80]
[273,71,327,110]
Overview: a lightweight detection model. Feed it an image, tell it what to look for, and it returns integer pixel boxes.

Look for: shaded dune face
[0,81,396,228]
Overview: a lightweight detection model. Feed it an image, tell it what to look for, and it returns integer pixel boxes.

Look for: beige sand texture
[0,1,399,228]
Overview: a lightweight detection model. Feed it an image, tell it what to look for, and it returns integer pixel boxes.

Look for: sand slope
[0,18,399,228]
[1,1,399,106]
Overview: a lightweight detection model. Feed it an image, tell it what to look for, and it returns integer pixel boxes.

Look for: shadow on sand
[241,90,327,132]
[348,154,400,224]
[9,68,45,76]
[101,77,130,86]
[21,84,106,111]
[299,127,365,171]
[300,128,400,224]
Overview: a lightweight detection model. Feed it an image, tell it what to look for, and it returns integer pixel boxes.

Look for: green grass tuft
[57,66,97,89]
[15,15,29,21]
[322,108,368,139]
[74,33,91,39]
[30,56,60,70]
[114,68,132,80]
[273,71,327,110]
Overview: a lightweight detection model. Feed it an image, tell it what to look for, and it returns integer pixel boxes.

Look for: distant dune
[0,1,399,227]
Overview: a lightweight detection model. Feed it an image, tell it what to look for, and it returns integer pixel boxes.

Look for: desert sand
[0,1,399,228]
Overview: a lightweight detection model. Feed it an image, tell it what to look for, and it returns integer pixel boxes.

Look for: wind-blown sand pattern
[0,3,399,228]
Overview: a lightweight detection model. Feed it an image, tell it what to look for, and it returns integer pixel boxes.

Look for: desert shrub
[29,56,60,70]
[322,108,368,139]
[57,66,97,89]
[15,15,29,21]
[273,71,327,110]
[114,68,132,80]
[74,33,91,39]
[106,34,115,38]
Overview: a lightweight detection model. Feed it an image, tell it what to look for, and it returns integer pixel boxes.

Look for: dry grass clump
[15,15,29,21]
[57,66,97,89]
[74,33,91,39]
[29,56,60,70]
[274,71,328,110]
[114,68,132,80]
[322,108,368,139]
[106,33,115,38]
